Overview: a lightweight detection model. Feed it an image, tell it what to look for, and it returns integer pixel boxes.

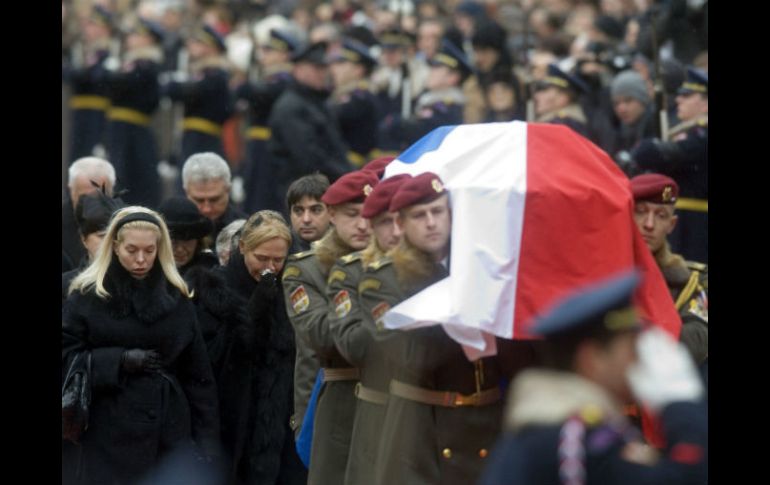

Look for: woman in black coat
[211,210,307,485]
[62,206,220,484]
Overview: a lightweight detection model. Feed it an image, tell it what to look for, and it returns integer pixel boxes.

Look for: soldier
[328,37,380,168]
[65,5,114,163]
[268,41,354,209]
[479,271,708,485]
[358,173,537,485]
[286,174,332,253]
[630,174,707,365]
[630,67,708,263]
[181,152,247,241]
[282,170,378,484]
[379,40,471,151]
[328,174,410,485]
[235,28,298,213]
[533,64,590,138]
[103,18,164,208]
[164,24,233,165]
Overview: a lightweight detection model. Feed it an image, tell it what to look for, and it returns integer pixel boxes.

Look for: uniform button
[442,448,452,459]
[479,448,488,458]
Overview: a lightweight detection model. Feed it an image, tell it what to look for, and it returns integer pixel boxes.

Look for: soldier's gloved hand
[121,349,163,373]
[627,327,704,412]
[614,150,641,177]
[247,270,278,319]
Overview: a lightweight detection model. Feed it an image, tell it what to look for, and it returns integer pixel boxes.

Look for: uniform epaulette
[685,261,707,273]
[288,249,316,261]
[366,256,392,271]
[697,118,708,127]
[339,251,363,265]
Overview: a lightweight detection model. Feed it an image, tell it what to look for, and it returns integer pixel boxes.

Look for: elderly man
[630,173,707,366]
[62,157,116,272]
[181,152,247,241]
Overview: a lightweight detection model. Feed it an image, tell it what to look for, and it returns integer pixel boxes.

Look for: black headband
[115,212,162,232]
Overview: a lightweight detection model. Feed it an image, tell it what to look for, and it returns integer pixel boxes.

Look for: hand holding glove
[121,349,163,374]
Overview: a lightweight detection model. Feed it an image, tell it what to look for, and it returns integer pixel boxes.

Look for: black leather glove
[247,271,279,319]
[121,349,163,373]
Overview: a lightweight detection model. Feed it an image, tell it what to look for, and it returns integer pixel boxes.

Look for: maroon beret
[630,174,679,204]
[321,170,380,206]
[362,174,412,218]
[362,156,396,179]
[389,172,447,212]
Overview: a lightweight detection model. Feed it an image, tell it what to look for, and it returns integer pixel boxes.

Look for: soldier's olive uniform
[283,248,359,485]
[327,252,388,485]
[359,256,537,485]
[661,257,708,364]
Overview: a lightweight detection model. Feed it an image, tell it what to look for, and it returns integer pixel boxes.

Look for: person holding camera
[206,210,307,485]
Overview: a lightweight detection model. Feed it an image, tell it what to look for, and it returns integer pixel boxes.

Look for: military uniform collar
[668,114,708,139]
[263,63,293,77]
[190,55,232,73]
[415,87,466,110]
[536,103,587,124]
[124,45,163,64]
[505,369,626,431]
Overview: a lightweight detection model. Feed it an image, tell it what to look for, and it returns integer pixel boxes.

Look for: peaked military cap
[266,28,299,53]
[330,37,378,68]
[362,174,412,218]
[192,24,227,53]
[132,17,165,43]
[389,172,447,212]
[380,28,412,49]
[630,174,679,205]
[531,270,642,338]
[321,170,380,206]
[678,67,708,95]
[90,5,114,29]
[429,40,473,78]
[538,63,589,94]
[292,41,329,65]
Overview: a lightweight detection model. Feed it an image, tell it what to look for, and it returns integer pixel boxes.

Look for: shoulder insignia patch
[371,302,390,331]
[340,252,362,264]
[328,269,347,285]
[367,257,392,271]
[289,250,315,261]
[687,291,708,323]
[282,266,301,280]
[334,290,352,318]
[290,285,310,314]
[579,404,604,426]
[358,278,381,294]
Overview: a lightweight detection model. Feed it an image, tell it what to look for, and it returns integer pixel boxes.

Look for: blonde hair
[239,210,291,252]
[69,206,191,299]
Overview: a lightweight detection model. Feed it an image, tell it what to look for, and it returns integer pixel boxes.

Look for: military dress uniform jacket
[165,57,234,161]
[329,80,379,167]
[632,115,708,263]
[66,46,111,162]
[235,66,293,212]
[268,82,354,206]
[379,87,466,152]
[326,251,386,485]
[479,369,708,485]
[358,255,534,485]
[283,242,359,485]
[103,47,162,208]
[536,103,590,139]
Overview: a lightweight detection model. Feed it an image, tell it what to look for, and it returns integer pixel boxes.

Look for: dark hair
[286,173,331,209]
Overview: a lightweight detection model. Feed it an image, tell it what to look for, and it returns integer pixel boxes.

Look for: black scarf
[104,259,178,323]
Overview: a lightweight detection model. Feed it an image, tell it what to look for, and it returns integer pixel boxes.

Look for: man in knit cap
[610,69,656,160]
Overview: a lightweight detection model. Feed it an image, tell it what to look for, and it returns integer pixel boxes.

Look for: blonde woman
[206,210,307,485]
[62,206,220,483]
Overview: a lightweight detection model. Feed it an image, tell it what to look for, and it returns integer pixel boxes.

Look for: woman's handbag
[62,351,92,443]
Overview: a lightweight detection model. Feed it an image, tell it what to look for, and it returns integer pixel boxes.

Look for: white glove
[231,176,245,205]
[627,327,704,412]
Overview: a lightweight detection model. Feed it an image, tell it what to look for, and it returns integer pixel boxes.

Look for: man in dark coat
[181,152,247,241]
[268,41,355,211]
[479,271,708,485]
[282,171,378,484]
[630,67,708,263]
[62,157,116,272]
[235,28,297,212]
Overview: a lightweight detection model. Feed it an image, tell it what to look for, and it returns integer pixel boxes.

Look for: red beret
[630,174,679,204]
[321,170,380,206]
[389,172,447,212]
[362,174,412,218]
[362,156,396,179]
